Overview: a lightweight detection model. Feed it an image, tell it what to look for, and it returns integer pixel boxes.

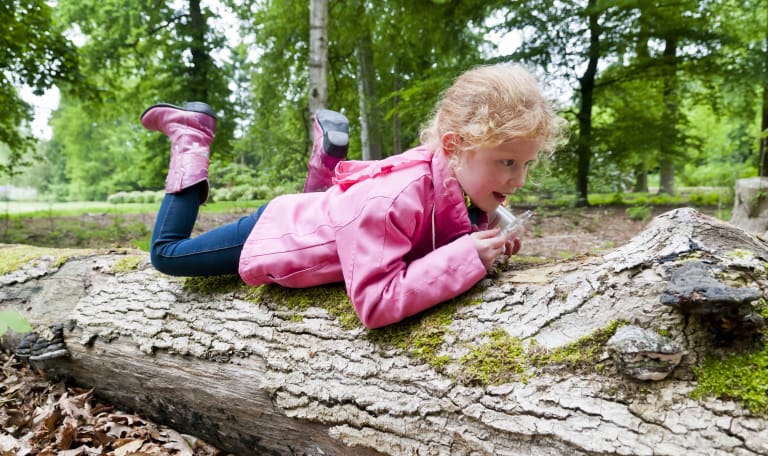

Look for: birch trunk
[308,0,328,116]
[1,208,767,455]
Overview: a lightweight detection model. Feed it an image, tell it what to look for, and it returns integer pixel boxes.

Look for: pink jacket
[238,145,488,328]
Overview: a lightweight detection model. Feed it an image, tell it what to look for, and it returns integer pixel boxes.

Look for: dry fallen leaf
[0,351,227,456]
[0,433,20,453]
[58,390,94,421]
[113,438,144,456]
[161,428,193,456]
[55,416,78,449]
[57,447,87,456]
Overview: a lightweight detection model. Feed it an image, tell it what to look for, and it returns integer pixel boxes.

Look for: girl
[143,64,565,329]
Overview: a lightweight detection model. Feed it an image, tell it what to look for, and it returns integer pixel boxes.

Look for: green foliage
[626,205,651,221]
[0,310,32,336]
[0,0,85,179]
[681,162,757,188]
[44,0,238,197]
[589,193,625,206]
[3,0,765,204]
[210,184,298,203]
[648,193,682,205]
[107,191,165,204]
[688,190,733,207]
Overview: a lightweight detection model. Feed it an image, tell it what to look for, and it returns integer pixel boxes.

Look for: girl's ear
[440,132,462,156]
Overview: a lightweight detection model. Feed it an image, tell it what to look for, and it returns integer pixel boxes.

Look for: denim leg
[150,183,265,276]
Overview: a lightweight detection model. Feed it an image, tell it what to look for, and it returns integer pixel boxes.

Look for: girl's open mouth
[493,192,507,203]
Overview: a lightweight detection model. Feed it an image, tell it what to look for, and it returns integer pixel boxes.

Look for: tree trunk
[2,208,768,455]
[633,160,649,193]
[633,3,650,194]
[188,0,210,101]
[308,0,329,116]
[658,35,679,196]
[391,67,402,155]
[760,6,768,177]
[575,0,600,207]
[355,30,383,161]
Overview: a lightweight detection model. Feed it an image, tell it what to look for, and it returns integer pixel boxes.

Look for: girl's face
[451,138,540,214]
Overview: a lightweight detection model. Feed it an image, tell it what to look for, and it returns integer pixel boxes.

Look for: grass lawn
[0,190,730,253]
[0,199,269,251]
[0,200,267,217]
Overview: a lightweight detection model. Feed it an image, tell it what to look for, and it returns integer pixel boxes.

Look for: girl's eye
[501,160,516,167]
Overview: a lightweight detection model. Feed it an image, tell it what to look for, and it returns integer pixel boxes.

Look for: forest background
[1,0,766,212]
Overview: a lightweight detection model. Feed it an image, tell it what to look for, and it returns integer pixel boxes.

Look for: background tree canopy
[1,0,765,203]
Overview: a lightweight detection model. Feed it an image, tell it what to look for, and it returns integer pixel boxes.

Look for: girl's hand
[470,228,507,271]
[504,237,521,256]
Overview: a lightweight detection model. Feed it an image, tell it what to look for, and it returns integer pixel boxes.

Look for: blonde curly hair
[420,64,567,158]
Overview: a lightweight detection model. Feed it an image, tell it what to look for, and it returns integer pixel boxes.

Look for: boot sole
[141,102,217,121]
[316,109,349,158]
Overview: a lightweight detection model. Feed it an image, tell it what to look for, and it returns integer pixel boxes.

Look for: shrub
[589,193,624,206]
[648,193,682,205]
[108,192,129,204]
[688,191,731,206]
[107,190,164,204]
[626,205,651,221]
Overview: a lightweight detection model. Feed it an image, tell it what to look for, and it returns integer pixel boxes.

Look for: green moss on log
[459,328,528,384]
[0,244,90,275]
[367,289,483,368]
[247,283,360,329]
[111,254,145,273]
[459,320,628,386]
[534,320,628,368]
[183,275,247,295]
[692,343,768,414]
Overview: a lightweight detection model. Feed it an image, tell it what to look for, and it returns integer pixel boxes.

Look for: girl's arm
[335,194,487,329]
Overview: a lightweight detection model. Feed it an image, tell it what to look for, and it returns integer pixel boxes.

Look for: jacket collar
[429,148,480,246]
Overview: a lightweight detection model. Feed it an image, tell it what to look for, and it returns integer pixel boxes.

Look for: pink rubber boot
[141,102,217,203]
[303,109,349,193]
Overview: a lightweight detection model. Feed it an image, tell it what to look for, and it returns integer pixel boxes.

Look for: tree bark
[391,66,402,156]
[188,0,211,101]
[2,208,768,455]
[355,29,383,161]
[760,5,768,177]
[575,0,600,208]
[633,7,650,194]
[308,0,329,116]
[658,35,679,196]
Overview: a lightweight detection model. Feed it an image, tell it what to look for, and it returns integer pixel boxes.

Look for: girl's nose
[509,167,527,188]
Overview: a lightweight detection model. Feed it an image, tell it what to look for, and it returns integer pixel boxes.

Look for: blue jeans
[150,183,266,276]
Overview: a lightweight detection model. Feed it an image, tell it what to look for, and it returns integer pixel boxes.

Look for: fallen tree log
[1,207,767,455]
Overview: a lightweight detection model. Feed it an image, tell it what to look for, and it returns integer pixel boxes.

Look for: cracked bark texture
[1,208,767,455]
